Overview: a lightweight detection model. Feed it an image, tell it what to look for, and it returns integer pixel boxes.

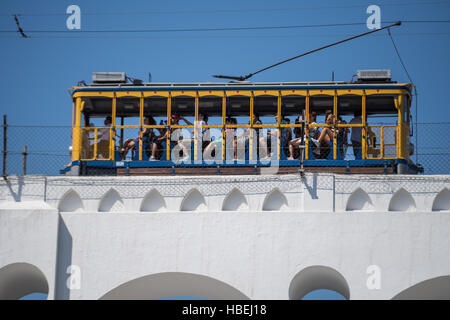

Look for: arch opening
[388,188,416,212]
[0,263,49,300]
[392,275,450,300]
[432,188,450,212]
[99,272,249,300]
[180,189,206,212]
[346,188,373,211]
[140,189,166,212]
[58,189,84,212]
[262,188,288,211]
[98,188,124,212]
[289,265,350,300]
[222,188,248,211]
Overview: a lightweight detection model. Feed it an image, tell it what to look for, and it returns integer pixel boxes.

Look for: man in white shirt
[349,111,362,159]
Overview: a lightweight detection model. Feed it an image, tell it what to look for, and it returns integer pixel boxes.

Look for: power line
[1,1,449,17]
[0,32,449,40]
[0,20,449,35]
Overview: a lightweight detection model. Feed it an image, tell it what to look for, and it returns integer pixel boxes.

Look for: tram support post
[299,109,306,180]
[2,115,7,180]
[22,145,28,176]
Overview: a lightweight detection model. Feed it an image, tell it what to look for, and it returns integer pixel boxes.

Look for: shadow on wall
[180,189,207,211]
[392,275,450,299]
[222,188,248,211]
[99,272,250,300]
[432,188,450,211]
[140,189,166,212]
[58,189,84,212]
[346,188,373,211]
[262,188,288,211]
[0,262,49,300]
[98,188,124,212]
[54,215,73,300]
[388,188,416,212]
[288,265,350,300]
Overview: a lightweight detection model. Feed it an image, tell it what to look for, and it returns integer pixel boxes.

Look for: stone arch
[392,275,450,300]
[0,263,49,300]
[262,188,288,211]
[98,188,124,212]
[346,188,373,211]
[99,272,249,300]
[288,265,350,300]
[432,188,450,212]
[222,188,248,211]
[140,189,166,212]
[180,189,207,212]
[58,189,84,212]
[388,188,416,212]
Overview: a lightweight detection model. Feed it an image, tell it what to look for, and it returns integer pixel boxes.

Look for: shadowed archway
[0,263,49,300]
[392,275,450,300]
[99,272,249,300]
[289,265,350,300]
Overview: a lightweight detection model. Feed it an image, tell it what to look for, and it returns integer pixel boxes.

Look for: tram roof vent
[92,72,127,83]
[357,69,391,82]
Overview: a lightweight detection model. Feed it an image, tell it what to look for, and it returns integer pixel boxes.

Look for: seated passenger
[258,115,291,160]
[179,113,211,152]
[310,114,335,159]
[149,114,189,161]
[120,116,156,160]
[287,116,304,160]
[203,117,234,161]
[350,111,362,158]
[336,116,349,159]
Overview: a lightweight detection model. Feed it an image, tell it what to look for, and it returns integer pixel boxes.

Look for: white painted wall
[0,173,449,300]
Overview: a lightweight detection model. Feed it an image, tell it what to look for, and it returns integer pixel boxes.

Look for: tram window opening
[80,97,113,160]
[366,95,398,125]
[225,96,250,161]
[172,96,195,125]
[144,97,168,127]
[366,95,399,159]
[116,97,140,126]
[280,96,306,160]
[254,96,278,124]
[309,96,334,124]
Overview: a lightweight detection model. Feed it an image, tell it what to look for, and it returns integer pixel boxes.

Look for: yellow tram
[62,71,421,176]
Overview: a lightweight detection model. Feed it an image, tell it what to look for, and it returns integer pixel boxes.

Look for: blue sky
[0,0,449,176]
[0,0,449,126]
[1,0,449,299]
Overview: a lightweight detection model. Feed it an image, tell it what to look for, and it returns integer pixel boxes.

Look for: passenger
[149,114,189,161]
[350,111,362,158]
[97,116,112,159]
[120,116,156,160]
[287,116,304,160]
[180,113,211,151]
[203,117,233,161]
[337,116,349,159]
[310,114,335,159]
[150,120,167,160]
[281,117,292,158]
[259,115,291,160]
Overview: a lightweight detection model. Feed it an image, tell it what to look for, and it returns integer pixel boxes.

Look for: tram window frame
[79,96,114,160]
[254,95,278,125]
[309,95,334,124]
[143,96,168,126]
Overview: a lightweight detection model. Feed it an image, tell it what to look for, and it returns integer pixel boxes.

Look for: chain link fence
[0,122,448,176]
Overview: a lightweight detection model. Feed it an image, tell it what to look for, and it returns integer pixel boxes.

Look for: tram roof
[72,81,412,95]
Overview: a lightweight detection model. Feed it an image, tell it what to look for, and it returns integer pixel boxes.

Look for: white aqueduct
[0,173,449,300]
